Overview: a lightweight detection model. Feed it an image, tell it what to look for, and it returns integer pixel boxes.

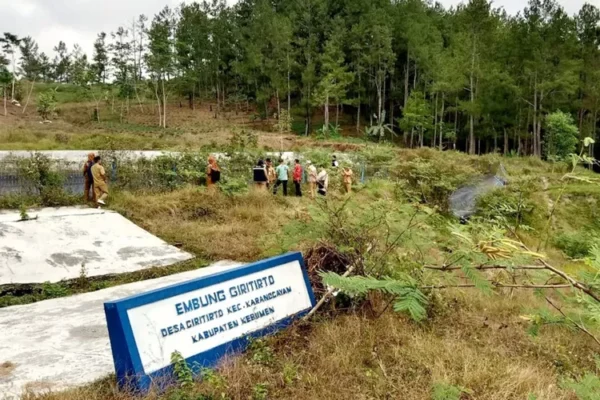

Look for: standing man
[91,156,108,207]
[82,152,95,202]
[342,166,354,193]
[293,159,303,197]
[266,158,276,189]
[273,159,289,196]
[307,161,317,199]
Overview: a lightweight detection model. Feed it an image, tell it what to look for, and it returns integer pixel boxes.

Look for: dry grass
[28,291,594,400]
[110,186,305,261]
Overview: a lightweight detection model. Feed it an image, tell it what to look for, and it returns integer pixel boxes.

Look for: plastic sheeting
[449,167,507,219]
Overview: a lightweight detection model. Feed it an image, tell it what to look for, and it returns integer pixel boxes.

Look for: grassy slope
[2,102,600,399]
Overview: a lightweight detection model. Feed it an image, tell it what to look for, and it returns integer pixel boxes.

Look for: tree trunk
[537,91,544,157]
[324,92,330,131]
[404,51,410,143]
[468,62,476,154]
[336,103,340,127]
[533,75,539,157]
[433,93,438,148]
[11,52,16,100]
[154,80,161,127]
[439,95,445,151]
[287,52,291,117]
[22,79,36,114]
[276,90,281,126]
[357,72,361,134]
[454,96,458,150]
[3,86,6,116]
[162,78,167,128]
[504,128,508,155]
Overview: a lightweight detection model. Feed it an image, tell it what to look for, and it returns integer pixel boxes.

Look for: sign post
[104,252,315,392]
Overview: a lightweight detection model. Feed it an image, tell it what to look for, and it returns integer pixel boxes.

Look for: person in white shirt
[317,167,329,197]
[307,161,318,199]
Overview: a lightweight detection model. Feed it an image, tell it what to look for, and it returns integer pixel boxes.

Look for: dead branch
[423,283,573,290]
[425,265,545,271]
[545,296,600,347]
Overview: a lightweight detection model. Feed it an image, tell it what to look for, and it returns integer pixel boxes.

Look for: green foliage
[36,90,57,121]
[247,338,274,366]
[431,382,471,400]
[15,153,77,206]
[398,91,432,143]
[171,351,194,388]
[554,232,599,259]
[366,110,394,141]
[228,130,258,151]
[320,273,428,321]
[560,373,600,400]
[19,205,30,221]
[252,383,269,400]
[544,111,579,160]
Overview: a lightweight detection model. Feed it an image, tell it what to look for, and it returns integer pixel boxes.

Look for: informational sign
[104,252,315,392]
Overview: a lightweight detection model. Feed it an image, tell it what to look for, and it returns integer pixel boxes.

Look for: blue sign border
[104,252,316,392]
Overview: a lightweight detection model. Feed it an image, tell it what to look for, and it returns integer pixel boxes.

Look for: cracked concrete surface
[0,207,193,285]
[0,261,241,399]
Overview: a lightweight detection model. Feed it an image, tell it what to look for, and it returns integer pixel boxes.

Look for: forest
[1,0,600,157]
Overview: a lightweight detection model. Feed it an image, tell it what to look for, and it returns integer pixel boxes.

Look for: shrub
[554,232,598,259]
[36,90,57,121]
[544,111,579,160]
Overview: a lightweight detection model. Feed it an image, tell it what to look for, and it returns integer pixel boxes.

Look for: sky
[0,0,598,63]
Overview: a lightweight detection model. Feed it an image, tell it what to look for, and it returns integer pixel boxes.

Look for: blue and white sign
[104,252,316,392]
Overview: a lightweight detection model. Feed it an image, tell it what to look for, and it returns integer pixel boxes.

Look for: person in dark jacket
[82,152,95,202]
[253,160,268,190]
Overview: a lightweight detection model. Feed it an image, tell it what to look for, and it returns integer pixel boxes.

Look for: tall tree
[52,41,71,83]
[19,36,41,80]
[0,32,21,100]
[146,6,175,128]
[92,33,109,83]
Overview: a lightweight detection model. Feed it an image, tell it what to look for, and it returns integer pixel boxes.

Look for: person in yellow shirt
[91,156,109,207]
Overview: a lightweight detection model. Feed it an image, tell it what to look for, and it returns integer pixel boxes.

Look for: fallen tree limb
[545,296,600,347]
[423,283,573,290]
[425,265,545,271]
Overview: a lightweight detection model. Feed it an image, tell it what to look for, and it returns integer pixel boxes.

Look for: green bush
[553,232,598,259]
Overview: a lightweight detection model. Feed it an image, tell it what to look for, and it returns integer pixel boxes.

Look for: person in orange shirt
[206,156,221,188]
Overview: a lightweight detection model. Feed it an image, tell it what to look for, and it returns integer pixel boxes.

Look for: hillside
[1,95,600,398]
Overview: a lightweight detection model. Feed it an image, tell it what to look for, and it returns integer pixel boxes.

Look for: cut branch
[425,265,545,271]
[423,283,573,290]
[545,297,600,347]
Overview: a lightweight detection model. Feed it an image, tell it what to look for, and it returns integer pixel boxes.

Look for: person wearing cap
[82,152,95,202]
[307,160,317,199]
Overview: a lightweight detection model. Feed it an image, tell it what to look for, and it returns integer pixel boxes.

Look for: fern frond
[393,288,428,321]
[460,264,492,295]
[320,272,428,321]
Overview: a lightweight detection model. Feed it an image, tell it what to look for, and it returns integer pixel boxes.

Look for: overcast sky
[0,0,597,61]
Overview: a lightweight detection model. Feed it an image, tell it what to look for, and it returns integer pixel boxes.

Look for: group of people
[252,156,353,199]
[83,153,352,205]
[82,153,109,207]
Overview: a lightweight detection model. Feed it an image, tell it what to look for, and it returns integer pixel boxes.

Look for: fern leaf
[393,288,428,321]
[460,265,492,295]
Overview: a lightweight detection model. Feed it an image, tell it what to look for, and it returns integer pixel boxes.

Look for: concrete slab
[0,207,193,285]
[0,261,242,399]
